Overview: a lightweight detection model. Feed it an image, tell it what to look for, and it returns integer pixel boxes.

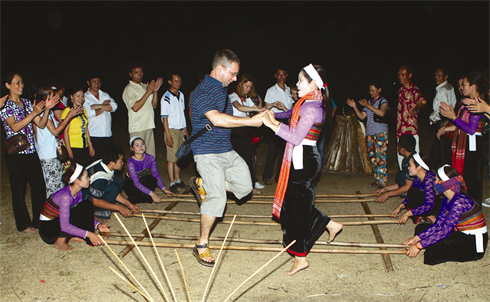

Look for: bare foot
[69,237,84,242]
[326,221,343,243]
[285,257,309,276]
[21,227,37,233]
[53,238,75,251]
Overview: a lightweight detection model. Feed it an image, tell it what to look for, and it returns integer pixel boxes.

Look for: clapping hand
[0,95,8,108]
[33,101,46,115]
[439,101,456,119]
[154,77,164,92]
[358,98,369,107]
[346,98,356,108]
[45,94,60,110]
[463,97,490,114]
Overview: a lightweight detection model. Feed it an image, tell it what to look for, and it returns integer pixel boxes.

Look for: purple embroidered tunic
[275,101,324,145]
[452,106,483,135]
[51,186,98,238]
[418,193,475,248]
[0,98,37,154]
[402,171,436,216]
[127,154,165,195]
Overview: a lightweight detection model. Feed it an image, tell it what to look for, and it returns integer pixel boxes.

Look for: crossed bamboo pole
[102,240,407,254]
[132,213,398,226]
[102,232,405,249]
[138,209,392,219]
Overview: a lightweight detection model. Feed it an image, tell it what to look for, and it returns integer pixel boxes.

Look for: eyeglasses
[222,65,239,77]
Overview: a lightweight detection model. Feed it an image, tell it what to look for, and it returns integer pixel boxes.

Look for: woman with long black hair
[262,64,343,275]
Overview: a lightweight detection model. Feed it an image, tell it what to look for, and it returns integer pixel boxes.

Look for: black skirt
[124,173,158,204]
[39,199,95,245]
[280,146,331,257]
[415,224,488,265]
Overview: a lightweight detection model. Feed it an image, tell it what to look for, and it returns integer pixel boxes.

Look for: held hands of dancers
[262,110,280,130]
[248,110,266,127]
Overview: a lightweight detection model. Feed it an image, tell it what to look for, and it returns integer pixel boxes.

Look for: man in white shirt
[429,66,457,169]
[122,62,163,158]
[161,72,189,194]
[262,68,294,185]
[83,76,118,160]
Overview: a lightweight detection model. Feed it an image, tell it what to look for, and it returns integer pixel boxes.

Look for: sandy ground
[1,116,489,302]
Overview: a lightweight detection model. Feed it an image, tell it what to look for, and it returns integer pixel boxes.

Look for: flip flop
[263,178,272,185]
[190,176,206,208]
[252,188,262,195]
[192,242,215,267]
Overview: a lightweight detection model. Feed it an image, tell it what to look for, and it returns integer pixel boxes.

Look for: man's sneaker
[175,180,190,189]
[255,182,265,189]
[170,184,179,194]
[483,198,490,208]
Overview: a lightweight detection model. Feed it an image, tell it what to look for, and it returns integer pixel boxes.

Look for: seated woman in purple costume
[391,153,443,225]
[403,165,487,265]
[39,163,109,251]
[262,64,343,276]
[124,136,174,204]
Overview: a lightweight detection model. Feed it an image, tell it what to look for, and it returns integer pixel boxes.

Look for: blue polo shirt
[190,74,233,156]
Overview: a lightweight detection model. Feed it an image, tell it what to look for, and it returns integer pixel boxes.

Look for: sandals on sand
[252,188,262,195]
[192,241,215,267]
[190,176,206,208]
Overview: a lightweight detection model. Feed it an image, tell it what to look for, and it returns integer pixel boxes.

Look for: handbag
[4,100,30,155]
[176,96,229,159]
[56,136,69,163]
[373,97,395,125]
[4,133,29,154]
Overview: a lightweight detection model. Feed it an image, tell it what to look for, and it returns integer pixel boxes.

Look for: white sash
[292,139,316,170]
[462,226,487,253]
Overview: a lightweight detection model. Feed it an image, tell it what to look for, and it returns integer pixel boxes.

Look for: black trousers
[71,147,90,168]
[231,134,256,184]
[429,135,453,169]
[90,136,113,161]
[415,224,488,265]
[5,152,47,231]
[262,127,286,182]
[39,199,95,245]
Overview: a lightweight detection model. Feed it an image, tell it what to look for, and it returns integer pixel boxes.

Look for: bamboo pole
[119,200,180,259]
[114,214,170,302]
[157,193,378,198]
[103,240,407,254]
[156,198,377,204]
[142,214,177,302]
[99,235,153,301]
[202,215,236,302]
[132,214,398,226]
[222,240,296,302]
[175,250,191,302]
[103,232,406,249]
[138,209,392,219]
[109,267,153,302]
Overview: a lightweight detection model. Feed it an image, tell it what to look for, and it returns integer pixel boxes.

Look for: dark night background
[1,1,489,136]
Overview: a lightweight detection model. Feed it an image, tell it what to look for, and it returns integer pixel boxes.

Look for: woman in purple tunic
[403,165,487,265]
[262,64,343,276]
[39,163,109,251]
[124,136,174,204]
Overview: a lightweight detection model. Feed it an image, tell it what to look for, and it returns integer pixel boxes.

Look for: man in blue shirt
[189,49,264,267]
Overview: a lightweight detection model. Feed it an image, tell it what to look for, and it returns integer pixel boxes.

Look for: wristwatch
[98,104,102,109]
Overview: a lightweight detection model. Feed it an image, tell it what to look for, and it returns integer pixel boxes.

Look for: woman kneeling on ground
[124,136,174,204]
[403,165,487,265]
[391,153,442,225]
[39,163,109,251]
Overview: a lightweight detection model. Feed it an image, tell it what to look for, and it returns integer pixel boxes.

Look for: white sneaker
[255,182,265,189]
[482,198,490,208]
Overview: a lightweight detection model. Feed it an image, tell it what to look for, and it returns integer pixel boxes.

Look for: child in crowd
[390,153,442,224]
[375,134,416,202]
[39,163,109,251]
[124,136,174,204]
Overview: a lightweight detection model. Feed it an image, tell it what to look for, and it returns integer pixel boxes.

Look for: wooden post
[358,191,394,272]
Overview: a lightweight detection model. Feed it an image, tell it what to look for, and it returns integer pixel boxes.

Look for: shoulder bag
[373,97,395,125]
[4,100,30,155]
[175,97,229,159]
